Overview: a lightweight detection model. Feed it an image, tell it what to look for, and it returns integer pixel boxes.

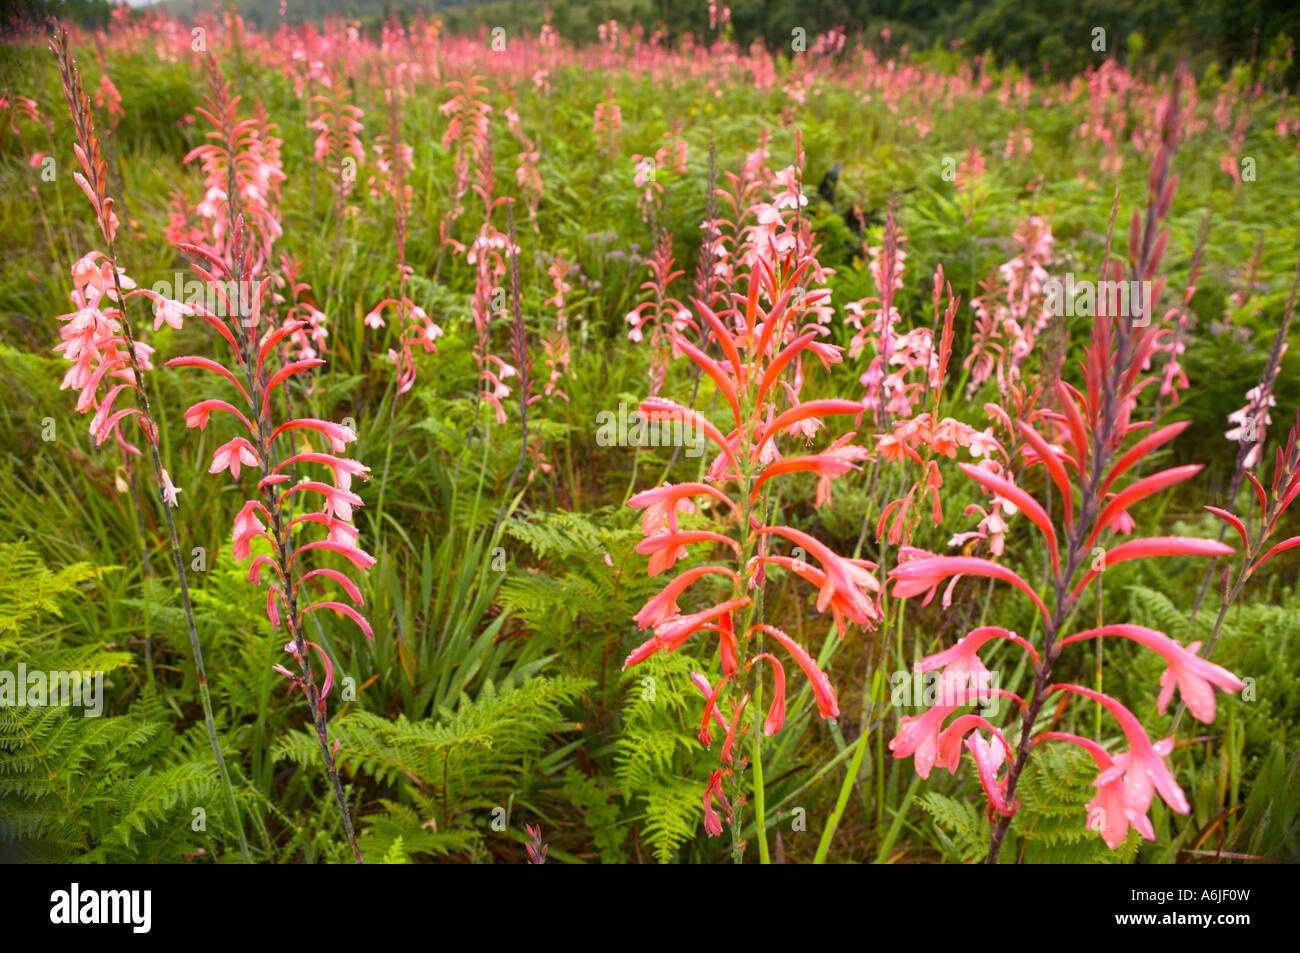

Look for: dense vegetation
[0,7,1297,864]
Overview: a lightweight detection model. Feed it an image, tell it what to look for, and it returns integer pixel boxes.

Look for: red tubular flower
[748,554,881,633]
[1049,684,1190,817]
[210,437,260,479]
[627,481,738,535]
[635,529,741,576]
[915,625,1038,707]
[889,704,958,779]
[625,239,869,841]
[890,555,1050,621]
[936,713,1014,776]
[747,653,786,736]
[1036,733,1153,848]
[756,525,874,625]
[1058,625,1244,722]
[966,732,1017,817]
[749,624,838,719]
[632,566,740,628]
[1070,536,1234,596]
[622,597,751,669]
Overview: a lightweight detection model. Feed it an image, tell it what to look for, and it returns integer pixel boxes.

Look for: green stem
[752,730,770,864]
[813,719,871,863]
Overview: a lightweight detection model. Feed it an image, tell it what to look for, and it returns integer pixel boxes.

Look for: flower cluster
[625,250,879,841]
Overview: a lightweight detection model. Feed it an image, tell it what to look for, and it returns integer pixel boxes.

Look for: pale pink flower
[210,437,260,480]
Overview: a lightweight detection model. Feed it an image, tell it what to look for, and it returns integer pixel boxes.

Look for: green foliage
[614,652,709,863]
[0,541,105,648]
[0,697,225,862]
[561,768,628,863]
[273,675,591,860]
[918,791,991,863]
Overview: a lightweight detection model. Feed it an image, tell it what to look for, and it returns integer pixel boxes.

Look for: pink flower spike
[1057,625,1244,722]
[210,437,260,480]
[633,565,740,628]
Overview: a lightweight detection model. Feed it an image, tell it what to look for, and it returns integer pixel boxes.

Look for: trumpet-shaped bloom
[160,468,182,508]
[915,625,1038,707]
[623,597,752,668]
[1050,683,1190,818]
[210,437,260,480]
[889,703,958,779]
[232,500,273,561]
[1058,625,1244,723]
[1038,732,1156,848]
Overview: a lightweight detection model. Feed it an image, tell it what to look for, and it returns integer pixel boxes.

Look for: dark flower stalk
[48,27,251,863]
